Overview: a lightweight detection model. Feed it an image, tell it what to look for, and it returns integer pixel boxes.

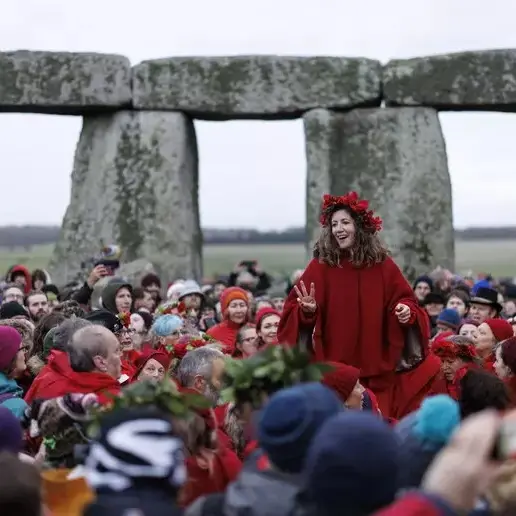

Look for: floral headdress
[117,312,131,329]
[157,301,187,317]
[220,344,333,409]
[165,333,216,368]
[320,192,382,233]
[431,339,478,362]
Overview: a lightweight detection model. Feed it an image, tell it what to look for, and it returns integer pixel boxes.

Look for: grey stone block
[132,56,382,119]
[384,50,516,110]
[304,107,454,280]
[0,51,132,114]
[48,111,201,286]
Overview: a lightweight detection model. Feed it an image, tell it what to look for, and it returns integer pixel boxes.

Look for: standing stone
[384,50,516,110]
[303,109,338,256]
[303,107,454,280]
[132,56,382,119]
[0,51,132,114]
[48,111,201,286]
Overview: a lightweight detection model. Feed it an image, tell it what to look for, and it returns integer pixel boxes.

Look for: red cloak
[24,350,121,405]
[278,257,436,419]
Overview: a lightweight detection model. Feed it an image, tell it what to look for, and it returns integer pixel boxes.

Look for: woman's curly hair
[314,206,389,268]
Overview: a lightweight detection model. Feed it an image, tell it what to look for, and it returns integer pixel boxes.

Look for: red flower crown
[157,301,186,317]
[117,312,131,328]
[431,340,478,362]
[320,192,382,233]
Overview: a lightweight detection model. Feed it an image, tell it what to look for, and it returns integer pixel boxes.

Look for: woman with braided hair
[278,192,441,419]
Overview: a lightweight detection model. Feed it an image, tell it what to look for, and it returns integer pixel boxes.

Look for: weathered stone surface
[384,50,516,110]
[305,107,454,280]
[132,56,382,119]
[48,111,201,286]
[303,109,338,256]
[117,259,157,286]
[0,51,131,114]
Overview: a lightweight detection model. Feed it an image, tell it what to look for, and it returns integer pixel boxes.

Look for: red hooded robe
[278,257,439,419]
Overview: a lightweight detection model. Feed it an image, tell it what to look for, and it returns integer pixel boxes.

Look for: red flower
[319,192,382,234]
[117,312,131,328]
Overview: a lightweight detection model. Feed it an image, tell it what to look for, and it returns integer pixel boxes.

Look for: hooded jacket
[0,372,27,419]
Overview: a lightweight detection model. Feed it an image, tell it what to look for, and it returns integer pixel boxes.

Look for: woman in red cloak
[278,192,440,419]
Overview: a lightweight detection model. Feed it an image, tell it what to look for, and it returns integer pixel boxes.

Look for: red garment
[278,257,432,419]
[483,353,495,373]
[24,350,121,405]
[121,349,139,377]
[181,448,242,507]
[373,493,445,515]
[207,319,243,354]
[9,265,32,294]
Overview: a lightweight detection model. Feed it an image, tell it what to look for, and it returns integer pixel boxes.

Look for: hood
[101,281,132,314]
[7,265,32,294]
[0,372,23,397]
[48,351,119,391]
[224,464,301,516]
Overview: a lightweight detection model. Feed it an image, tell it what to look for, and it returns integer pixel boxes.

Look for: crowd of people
[0,191,516,515]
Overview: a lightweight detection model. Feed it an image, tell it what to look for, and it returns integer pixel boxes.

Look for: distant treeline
[0,225,515,248]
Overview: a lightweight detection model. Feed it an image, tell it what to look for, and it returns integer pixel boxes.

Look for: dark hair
[141,273,161,289]
[30,269,47,289]
[447,289,470,306]
[313,207,389,268]
[133,287,146,300]
[459,369,511,419]
[32,311,66,358]
[0,452,41,516]
[41,283,60,297]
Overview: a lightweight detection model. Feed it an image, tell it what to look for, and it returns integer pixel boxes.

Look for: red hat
[255,307,281,329]
[321,362,360,404]
[501,337,516,375]
[484,319,513,343]
[220,287,248,312]
[131,349,171,381]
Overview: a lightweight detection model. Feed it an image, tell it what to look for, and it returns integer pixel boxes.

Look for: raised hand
[294,281,316,313]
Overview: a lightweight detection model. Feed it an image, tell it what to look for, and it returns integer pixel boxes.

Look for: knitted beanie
[0,301,29,320]
[413,275,433,290]
[0,326,22,371]
[257,382,342,473]
[501,337,516,375]
[396,395,460,489]
[0,405,23,454]
[436,308,461,330]
[254,307,280,329]
[131,350,171,380]
[151,314,183,337]
[321,362,360,404]
[220,287,248,312]
[485,319,513,343]
[303,411,400,514]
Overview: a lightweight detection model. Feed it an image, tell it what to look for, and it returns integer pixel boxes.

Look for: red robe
[278,257,436,419]
[180,448,242,507]
[207,320,243,354]
[24,350,121,405]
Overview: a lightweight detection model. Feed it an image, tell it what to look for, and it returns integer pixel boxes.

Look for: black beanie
[0,301,29,320]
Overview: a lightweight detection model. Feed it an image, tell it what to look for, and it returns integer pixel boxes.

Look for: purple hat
[0,326,22,371]
[0,406,23,454]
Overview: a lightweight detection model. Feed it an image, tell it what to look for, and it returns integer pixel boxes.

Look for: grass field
[0,239,514,279]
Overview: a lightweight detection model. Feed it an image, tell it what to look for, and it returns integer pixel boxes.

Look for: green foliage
[220,345,333,409]
[88,379,210,437]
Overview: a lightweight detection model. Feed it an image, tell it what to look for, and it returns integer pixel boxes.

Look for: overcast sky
[1,0,515,230]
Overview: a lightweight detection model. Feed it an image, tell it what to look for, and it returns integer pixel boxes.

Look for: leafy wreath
[220,344,333,409]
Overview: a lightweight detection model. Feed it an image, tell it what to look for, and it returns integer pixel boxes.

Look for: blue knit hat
[303,411,400,514]
[437,308,461,330]
[257,383,342,473]
[396,395,460,489]
[0,406,23,454]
